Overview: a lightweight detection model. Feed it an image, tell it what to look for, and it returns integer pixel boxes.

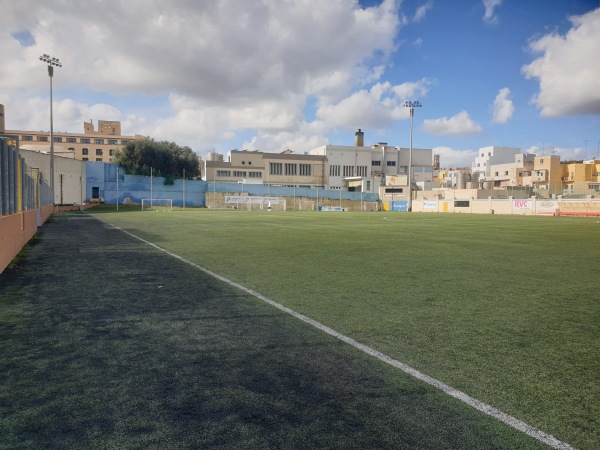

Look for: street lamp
[39,54,62,204]
[403,100,421,212]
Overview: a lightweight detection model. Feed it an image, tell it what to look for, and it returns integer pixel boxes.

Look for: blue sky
[1,0,599,167]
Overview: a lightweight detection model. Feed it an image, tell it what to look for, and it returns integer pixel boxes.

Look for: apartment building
[561,159,600,193]
[3,104,145,163]
[472,146,521,178]
[530,155,562,195]
[485,153,535,187]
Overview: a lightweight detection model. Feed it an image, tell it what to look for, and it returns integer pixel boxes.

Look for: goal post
[298,200,315,211]
[141,198,173,211]
[362,201,379,211]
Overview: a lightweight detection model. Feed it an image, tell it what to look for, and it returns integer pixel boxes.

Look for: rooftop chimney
[355,128,364,147]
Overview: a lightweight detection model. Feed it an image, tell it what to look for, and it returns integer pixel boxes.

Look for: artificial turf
[83,206,600,449]
[1,208,597,448]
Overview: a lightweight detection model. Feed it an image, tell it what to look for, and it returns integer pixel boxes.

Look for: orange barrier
[0,210,38,273]
[558,211,600,216]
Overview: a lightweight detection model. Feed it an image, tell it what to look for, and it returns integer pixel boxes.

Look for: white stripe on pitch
[100,218,575,450]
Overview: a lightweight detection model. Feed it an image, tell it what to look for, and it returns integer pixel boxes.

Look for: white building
[472,146,521,178]
[310,130,433,192]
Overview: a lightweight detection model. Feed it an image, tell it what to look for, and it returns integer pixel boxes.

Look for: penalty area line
[99,217,575,450]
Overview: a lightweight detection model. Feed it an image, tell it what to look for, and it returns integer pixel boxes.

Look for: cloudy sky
[1,0,599,167]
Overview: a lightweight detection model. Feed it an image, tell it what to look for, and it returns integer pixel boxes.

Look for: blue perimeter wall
[86,162,379,207]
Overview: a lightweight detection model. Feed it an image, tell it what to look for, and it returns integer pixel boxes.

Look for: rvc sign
[513,200,531,210]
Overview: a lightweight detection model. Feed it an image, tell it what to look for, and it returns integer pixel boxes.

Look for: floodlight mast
[39,54,62,205]
[403,100,421,212]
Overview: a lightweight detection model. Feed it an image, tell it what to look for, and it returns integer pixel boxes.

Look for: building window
[329,165,340,177]
[216,170,231,177]
[82,138,90,144]
[67,137,77,143]
[357,166,367,177]
[96,149,103,155]
[270,162,283,175]
[23,136,33,141]
[96,158,102,162]
[372,160,381,166]
[366,180,371,190]
[248,171,261,178]
[343,166,354,177]
[108,139,118,145]
[386,161,396,166]
[495,172,499,176]
[121,140,129,145]
[54,137,62,142]
[95,139,104,144]
[68,147,75,151]
[285,163,297,175]
[82,157,88,161]
[109,149,115,156]
[38,136,48,142]
[505,171,509,175]
[540,159,544,163]
[299,164,311,176]
[233,171,246,177]
[82,148,89,155]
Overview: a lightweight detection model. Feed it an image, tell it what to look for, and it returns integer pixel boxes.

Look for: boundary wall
[88,162,379,210]
[1,138,55,274]
[411,198,600,216]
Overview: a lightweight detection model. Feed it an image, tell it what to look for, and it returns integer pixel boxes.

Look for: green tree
[115,139,200,179]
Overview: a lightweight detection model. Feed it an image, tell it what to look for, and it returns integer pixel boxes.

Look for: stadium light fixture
[39,54,62,204]
[403,100,422,212]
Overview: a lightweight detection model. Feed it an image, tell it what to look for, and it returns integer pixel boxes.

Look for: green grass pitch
[88,208,598,448]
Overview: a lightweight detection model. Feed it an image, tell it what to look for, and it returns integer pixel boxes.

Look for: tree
[115,139,200,179]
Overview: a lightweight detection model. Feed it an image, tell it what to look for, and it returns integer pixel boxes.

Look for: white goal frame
[141,198,173,211]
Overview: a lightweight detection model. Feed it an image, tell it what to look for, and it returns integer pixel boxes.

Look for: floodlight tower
[39,54,62,204]
[403,100,422,212]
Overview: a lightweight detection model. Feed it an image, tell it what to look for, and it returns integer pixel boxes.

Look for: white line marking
[98,217,575,450]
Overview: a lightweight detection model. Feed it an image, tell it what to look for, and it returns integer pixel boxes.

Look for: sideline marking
[98,217,575,450]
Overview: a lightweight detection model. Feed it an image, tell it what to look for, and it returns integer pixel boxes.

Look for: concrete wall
[412,198,600,216]
[0,205,53,274]
[19,149,86,205]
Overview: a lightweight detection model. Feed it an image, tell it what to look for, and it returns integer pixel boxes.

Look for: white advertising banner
[536,200,558,215]
[423,201,437,209]
[513,200,532,210]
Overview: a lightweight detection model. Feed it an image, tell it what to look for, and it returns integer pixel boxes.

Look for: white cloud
[482,0,503,23]
[522,7,600,117]
[491,87,515,124]
[316,78,434,131]
[414,1,433,22]
[433,146,478,168]
[422,111,483,136]
[0,0,405,152]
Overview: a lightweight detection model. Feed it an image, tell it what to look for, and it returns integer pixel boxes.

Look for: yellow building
[4,104,146,163]
[530,155,562,196]
[562,160,600,194]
